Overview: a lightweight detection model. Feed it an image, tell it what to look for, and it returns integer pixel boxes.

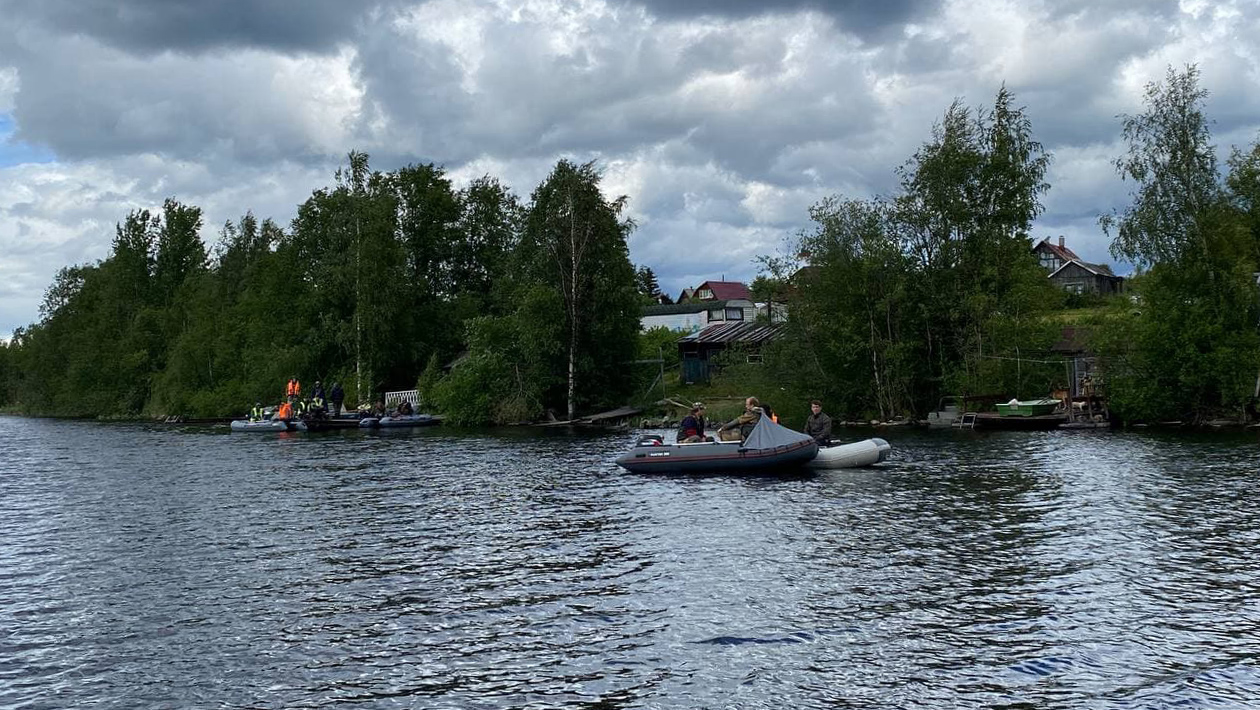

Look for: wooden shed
[677,321,785,383]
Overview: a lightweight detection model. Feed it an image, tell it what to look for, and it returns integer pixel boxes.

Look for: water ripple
[4,418,1260,708]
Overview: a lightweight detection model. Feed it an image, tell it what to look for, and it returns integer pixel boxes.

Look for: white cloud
[2,0,1260,336]
[0,66,17,113]
[0,156,337,336]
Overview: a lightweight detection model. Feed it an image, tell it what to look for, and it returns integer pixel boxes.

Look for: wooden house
[647,280,758,333]
[677,321,785,383]
[641,298,757,333]
[1035,237,1124,295]
[677,280,751,303]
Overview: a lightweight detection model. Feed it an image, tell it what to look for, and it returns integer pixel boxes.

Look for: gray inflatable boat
[359,414,439,428]
[616,416,818,474]
[230,419,306,432]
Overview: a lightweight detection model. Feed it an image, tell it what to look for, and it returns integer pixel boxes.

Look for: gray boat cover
[742,413,814,450]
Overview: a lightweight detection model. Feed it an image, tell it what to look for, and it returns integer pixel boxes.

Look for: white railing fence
[385,389,419,407]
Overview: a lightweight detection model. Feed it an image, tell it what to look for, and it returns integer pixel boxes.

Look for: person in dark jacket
[676,403,708,443]
[329,382,345,416]
[804,400,832,446]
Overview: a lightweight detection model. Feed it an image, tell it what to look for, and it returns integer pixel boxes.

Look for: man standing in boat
[717,397,762,442]
[329,382,345,416]
[805,399,832,446]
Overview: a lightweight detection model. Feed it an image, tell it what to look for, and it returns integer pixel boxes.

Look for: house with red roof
[644,280,757,333]
[676,280,752,303]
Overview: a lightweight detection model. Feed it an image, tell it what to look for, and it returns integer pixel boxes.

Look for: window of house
[725,308,744,321]
[708,309,724,321]
[697,288,713,299]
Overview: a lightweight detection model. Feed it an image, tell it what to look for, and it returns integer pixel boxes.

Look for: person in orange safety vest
[276,401,294,420]
[286,376,301,401]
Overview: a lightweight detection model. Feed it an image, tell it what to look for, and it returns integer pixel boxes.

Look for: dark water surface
[4,416,1260,709]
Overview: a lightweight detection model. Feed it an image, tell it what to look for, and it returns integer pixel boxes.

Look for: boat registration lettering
[647,451,671,457]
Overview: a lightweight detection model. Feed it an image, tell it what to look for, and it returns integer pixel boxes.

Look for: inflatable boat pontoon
[230,419,306,432]
[359,414,439,428]
[808,438,892,469]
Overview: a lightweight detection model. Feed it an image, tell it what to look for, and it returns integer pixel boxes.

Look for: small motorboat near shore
[616,416,818,474]
[808,438,892,469]
[229,419,306,432]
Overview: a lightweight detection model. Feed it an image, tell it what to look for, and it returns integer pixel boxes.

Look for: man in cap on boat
[717,396,762,443]
[677,402,708,443]
[249,402,266,422]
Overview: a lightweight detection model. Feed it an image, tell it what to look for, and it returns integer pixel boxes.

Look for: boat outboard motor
[635,434,664,447]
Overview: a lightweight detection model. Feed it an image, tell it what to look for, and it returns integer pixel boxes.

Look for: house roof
[1049,259,1122,280]
[1036,237,1080,262]
[643,299,753,316]
[695,280,751,301]
[678,321,785,345]
[644,300,732,316]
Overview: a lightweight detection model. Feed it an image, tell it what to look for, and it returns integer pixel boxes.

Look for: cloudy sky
[2,0,1258,338]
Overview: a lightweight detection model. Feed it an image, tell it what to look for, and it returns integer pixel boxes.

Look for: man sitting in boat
[677,402,709,443]
[717,397,762,442]
[804,399,832,446]
[249,402,266,422]
[395,399,414,416]
[276,401,294,421]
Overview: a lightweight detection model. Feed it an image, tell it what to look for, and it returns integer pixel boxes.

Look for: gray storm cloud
[1,0,1259,338]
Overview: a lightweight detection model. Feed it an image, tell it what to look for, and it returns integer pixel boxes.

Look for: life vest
[294,400,307,415]
[311,396,325,408]
[250,406,265,422]
[277,403,292,420]
[286,379,300,397]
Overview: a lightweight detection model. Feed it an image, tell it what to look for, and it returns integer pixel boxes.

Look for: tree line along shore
[2,66,1258,428]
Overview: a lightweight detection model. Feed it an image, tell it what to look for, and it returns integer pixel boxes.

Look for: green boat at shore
[994,398,1061,417]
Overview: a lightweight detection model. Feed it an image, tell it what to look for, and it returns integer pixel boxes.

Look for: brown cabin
[1035,237,1124,295]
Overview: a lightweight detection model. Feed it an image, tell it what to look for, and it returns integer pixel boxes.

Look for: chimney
[1058,236,1065,249]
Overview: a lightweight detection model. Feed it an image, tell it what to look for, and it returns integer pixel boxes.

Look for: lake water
[3,416,1260,709]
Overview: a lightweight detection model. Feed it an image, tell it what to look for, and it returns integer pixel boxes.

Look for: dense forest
[2,66,1258,425]
[0,156,641,424]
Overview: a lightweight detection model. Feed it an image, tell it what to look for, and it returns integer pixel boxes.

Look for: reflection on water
[3,417,1260,708]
